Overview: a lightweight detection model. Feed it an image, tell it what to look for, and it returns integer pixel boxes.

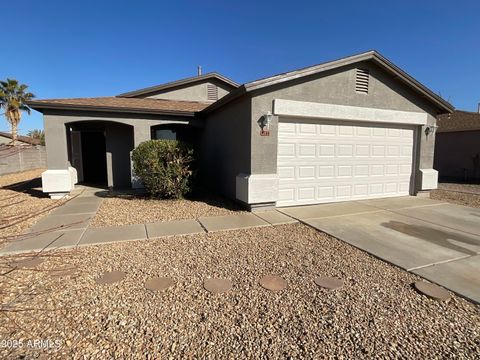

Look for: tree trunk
[6,108,21,146]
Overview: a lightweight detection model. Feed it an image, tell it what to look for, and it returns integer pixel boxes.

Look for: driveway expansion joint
[406,254,473,271]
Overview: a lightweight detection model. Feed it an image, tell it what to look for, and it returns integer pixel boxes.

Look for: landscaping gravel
[0,169,66,244]
[438,183,480,195]
[91,193,245,227]
[431,188,480,208]
[0,223,478,358]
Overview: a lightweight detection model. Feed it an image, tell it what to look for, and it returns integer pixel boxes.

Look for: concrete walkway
[279,196,480,304]
[4,191,478,303]
[0,190,297,255]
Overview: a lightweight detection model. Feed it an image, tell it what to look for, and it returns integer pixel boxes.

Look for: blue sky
[1,0,479,134]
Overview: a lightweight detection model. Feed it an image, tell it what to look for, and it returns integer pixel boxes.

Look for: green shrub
[132,140,194,199]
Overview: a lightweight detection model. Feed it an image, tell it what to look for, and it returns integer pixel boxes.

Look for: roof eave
[243,50,454,114]
[28,102,197,117]
[244,51,377,92]
[370,52,454,113]
[117,72,240,98]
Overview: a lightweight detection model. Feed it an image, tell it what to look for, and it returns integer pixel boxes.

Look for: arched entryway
[66,121,134,189]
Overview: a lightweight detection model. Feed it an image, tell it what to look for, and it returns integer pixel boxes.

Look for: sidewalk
[0,190,297,255]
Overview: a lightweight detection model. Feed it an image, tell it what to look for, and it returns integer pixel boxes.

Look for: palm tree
[27,129,45,145]
[0,79,35,146]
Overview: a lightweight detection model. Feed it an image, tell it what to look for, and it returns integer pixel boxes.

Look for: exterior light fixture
[424,124,438,136]
[259,111,273,130]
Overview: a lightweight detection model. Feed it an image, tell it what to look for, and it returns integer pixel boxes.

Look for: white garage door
[277,118,415,207]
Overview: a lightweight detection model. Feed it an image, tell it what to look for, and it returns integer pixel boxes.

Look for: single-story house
[0,131,42,146]
[434,110,480,182]
[29,50,453,208]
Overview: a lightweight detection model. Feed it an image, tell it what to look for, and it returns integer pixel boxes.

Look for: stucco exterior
[144,79,232,102]
[43,110,200,192]
[200,96,252,198]
[32,51,452,203]
[247,61,441,200]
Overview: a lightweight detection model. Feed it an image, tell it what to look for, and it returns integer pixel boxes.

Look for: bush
[132,140,194,199]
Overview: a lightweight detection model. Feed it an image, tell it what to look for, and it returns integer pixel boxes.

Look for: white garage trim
[273,99,427,125]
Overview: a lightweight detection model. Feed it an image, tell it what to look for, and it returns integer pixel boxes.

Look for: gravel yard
[0,169,66,243]
[431,183,480,208]
[0,224,478,359]
[91,192,245,227]
[438,183,480,194]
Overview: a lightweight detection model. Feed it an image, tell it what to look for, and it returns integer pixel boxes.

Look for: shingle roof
[0,131,41,145]
[28,97,210,116]
[437,110,480,133]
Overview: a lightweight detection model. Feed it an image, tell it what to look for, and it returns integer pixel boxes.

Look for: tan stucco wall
[43,110,199,188]
[200,96,252,198]
[249,61,441,193]
[143,79,232,102]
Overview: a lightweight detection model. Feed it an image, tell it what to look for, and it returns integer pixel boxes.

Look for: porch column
[415,114,439,194]
[44,115,69,169]
[131,123,151,188]
[42,115,76,198]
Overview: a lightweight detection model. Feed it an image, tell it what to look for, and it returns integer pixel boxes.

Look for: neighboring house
[29,50,453,208]
[0,131,41,146]
[435,110,480,182]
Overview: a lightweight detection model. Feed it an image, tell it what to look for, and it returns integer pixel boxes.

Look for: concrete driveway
[279,197,480,304]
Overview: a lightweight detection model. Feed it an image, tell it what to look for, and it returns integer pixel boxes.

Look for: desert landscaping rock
[91,193,245,227]
[203,278,233,294]
[9,256,44,268]
[0,169,68,243]
[49,266,78,277]
[431,188,480,208]
[1,224,479,358]
[95,270,126,285]
[413,281,451,302]
[145,277,175,292]
[314,276,344,290]
[259,275,287,291]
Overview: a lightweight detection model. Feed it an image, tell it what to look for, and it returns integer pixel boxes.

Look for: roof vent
[207,84,218,101]
[355,68,369,94]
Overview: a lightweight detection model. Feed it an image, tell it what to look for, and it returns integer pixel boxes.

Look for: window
[153,129,176,140]
[355,68,369,94]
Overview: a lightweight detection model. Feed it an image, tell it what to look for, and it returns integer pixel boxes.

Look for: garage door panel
[278,166,295,179]
[318,165,335,178]
[299,144,316,157]
[277,118,415,206]
[299,123,317,135]
[278,143,296,157]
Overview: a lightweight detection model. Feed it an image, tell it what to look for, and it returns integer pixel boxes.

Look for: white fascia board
[273,99,427,125]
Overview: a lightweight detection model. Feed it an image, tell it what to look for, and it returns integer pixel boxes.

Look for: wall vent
[207,84,218,101]
[355,68,369,94]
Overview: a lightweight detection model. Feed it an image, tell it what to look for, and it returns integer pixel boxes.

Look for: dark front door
[81,131,107,186]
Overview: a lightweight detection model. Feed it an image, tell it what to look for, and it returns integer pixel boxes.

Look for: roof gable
[117,72,239,98]
[203,51,454,114]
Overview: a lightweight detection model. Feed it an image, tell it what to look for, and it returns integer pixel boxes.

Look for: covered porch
[39,111,202,198]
